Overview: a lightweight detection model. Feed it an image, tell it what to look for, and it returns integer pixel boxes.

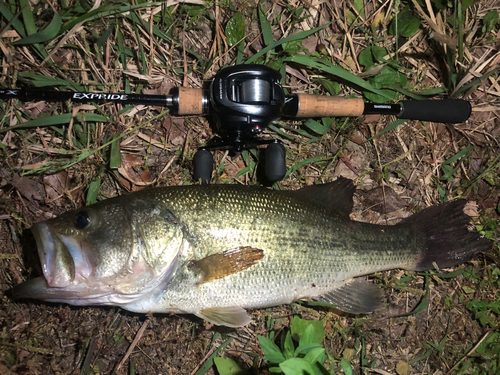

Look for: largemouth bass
[13,178,490,327]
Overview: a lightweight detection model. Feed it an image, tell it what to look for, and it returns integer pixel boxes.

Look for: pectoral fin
[189,246,264,284]
[317,278,384,314]
[196,306,252,327]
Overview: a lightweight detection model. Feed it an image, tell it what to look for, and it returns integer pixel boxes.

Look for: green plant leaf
[214,357,246,375]
[482,10,499,34]
[440,145,473,181]
[340,359,352,375]
[258,336,286,364]
[315,78,340,95]
[358,46,388,67]
[389,7,421,38]
[394,275,430,317]
[279,358,316,375]
[13,12,62,45]
[300,325,317,345]
[193,336,234,375]
[364,66,406,102]
[353,0,365,19]
[226,13,245,47]
[294,342,323,357]
[283,331,295,360]
[303,347,325,366]
[18,71,85,90]
[290,317,325,344]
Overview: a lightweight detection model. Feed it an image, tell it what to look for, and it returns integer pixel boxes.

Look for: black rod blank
[0,89,175,107]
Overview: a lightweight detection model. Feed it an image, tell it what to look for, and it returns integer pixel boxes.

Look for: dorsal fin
[295,177,355,218]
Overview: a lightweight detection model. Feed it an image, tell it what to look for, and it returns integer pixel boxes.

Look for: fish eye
[73,211,91,230]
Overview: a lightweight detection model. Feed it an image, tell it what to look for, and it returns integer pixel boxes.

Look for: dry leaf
[43,172,70,200]
[362,186,405,214]
[163,117,187,146]
[12,174,44,201]
[463,201,479,217]
[302,35,318,54]
[396,360,411,375]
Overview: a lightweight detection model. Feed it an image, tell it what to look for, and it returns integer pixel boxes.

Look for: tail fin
[400,199,491,271]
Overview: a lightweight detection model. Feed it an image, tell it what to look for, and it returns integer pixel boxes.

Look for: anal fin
[317,278,384,314]
[196,306,252,327]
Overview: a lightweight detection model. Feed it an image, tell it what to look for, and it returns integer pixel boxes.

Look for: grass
[0,0,499,374]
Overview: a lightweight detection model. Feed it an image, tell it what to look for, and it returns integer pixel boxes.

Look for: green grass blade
[0,2,26,37]
[258,6,273,47]
[86,177,101,205]
[0,113,109,133]
[441,145,473,165]
[18,71,86,91]
[18,0,48,59]
[367,118,406,141]
[285,153,326,178]
[127,12,203,63]
[19,0,36,35]
[453,69,498,96]
[13,12,62,45]
[193,337,234,375]
[110,137,121,169]
[21,110,168,175]
[284,55,393,100]
[246,23,331,64]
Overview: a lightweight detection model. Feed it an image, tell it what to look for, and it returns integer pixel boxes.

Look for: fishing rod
[0,64,472,183]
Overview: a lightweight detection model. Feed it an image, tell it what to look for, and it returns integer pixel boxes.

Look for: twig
[189,340,220,375]
[115,318,150,372]
[182,18,188,88]
[446,330,492,375]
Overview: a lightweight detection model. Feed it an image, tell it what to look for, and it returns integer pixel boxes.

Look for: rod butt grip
[400,99,471,123]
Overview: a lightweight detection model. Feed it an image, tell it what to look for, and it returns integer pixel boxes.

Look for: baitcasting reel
[169,65,289,183]
[0,64,472,184]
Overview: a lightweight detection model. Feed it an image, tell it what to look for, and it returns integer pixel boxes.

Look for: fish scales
[127,185,420,312]
[12,179,491,327]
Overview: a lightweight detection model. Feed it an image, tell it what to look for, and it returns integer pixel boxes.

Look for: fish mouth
[13,222,93,301]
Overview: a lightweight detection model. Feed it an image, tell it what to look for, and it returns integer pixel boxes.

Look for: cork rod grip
[176,87,205,115]
[295,94,365,118]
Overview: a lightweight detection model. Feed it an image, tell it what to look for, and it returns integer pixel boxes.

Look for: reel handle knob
[265,142,286,182]
[193,149,213,184]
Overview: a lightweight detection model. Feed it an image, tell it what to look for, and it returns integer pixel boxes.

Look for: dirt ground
[0,0,499,374]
